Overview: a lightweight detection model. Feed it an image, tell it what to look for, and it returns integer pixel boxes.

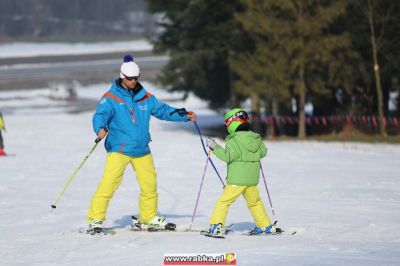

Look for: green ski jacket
[213,131,267,186]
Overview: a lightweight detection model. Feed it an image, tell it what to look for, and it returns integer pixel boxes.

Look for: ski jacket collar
[112,79,146,102]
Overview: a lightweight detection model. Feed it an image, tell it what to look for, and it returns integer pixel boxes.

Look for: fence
[264,115,400,136]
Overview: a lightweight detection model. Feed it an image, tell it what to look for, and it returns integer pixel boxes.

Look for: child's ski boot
[250,221,282,235]
[200,223,225,238]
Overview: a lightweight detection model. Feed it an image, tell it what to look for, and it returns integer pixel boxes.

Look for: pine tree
[146,0,246,108]
[232,2,291,134]
[234,0,352,138]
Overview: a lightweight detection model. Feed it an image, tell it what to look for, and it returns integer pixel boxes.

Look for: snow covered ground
[0,40,152,59]
[0,83,400,266]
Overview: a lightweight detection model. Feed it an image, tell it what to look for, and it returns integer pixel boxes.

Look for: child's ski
[200,221,297,238]
[201,229,297,238]
[199,224,234,239]
[241,229,297,236]
[200,230,226,239]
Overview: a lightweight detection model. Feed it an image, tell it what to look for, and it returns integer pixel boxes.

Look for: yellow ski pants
[88,152,157,223]
[210,185,271,228]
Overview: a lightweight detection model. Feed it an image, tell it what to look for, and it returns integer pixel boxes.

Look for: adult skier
[87,55,196,234]
[204,108,281,237]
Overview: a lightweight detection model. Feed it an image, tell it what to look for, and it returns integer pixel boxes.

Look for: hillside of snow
[0,82,399,266]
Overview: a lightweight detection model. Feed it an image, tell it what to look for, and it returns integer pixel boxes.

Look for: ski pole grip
[95,137,102,143]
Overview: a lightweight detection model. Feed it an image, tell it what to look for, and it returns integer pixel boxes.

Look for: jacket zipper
[130,107,135,123]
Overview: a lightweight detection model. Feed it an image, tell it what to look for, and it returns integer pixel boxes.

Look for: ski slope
[0,83,399,266]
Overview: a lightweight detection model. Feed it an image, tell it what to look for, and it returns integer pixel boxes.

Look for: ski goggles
[123,74,139,81]
[224,111,250,127]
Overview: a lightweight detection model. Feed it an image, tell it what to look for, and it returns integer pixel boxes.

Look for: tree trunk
[228,69,238,108]
[298,67,306,138]
[367,0,386,136]
[250,91,261,134]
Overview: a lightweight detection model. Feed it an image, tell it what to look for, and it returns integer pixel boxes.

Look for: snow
[1,83,400,266]
[0,40,152,59]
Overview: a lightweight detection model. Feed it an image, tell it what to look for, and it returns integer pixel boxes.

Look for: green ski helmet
[224,108,250,134]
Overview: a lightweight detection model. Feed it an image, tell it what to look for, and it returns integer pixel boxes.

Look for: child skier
[204,108,280,237]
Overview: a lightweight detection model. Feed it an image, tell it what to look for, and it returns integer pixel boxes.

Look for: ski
[131,227,175,233]
[131,215,177,232]
[200,221,297,238]
[200,230,225,239]
[241,229,297,236]
[128,226,203,233]
[79,215,204,236]
[201,229,296,238]
[78,227,116,236]
[131,215,204,233]
[79,226,202,236]
[79,225,296,236]
[199,224,234,239]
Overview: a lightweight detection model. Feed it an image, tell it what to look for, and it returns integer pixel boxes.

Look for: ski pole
[51,137,102,210]
[260,164,275,217]
[169,109,224,187]
[193,121,225,188]
[189,149,212,231]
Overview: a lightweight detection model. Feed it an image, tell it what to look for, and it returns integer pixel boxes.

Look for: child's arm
[213,140,239,163]
[260,142,268,158]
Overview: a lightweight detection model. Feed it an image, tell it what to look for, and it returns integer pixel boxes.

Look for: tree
[232,2,292,134]
[233,0,353,138]
[146,0,246,108]
[347,0,400,136]
[230,40,291,134]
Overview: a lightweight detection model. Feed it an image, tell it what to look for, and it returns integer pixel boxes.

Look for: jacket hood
[230,131,262,153]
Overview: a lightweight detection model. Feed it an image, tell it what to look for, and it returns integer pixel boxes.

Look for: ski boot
[200,223,225,238]
[132,215,176,231]
[250,221,282,235]
[87,220,103,235]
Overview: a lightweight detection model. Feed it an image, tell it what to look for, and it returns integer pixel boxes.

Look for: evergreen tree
[234,0,353,138]
[232,1,291,134]
[146,0,246,108]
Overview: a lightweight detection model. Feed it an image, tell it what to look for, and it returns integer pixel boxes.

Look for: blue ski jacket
[93,79,189,156]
